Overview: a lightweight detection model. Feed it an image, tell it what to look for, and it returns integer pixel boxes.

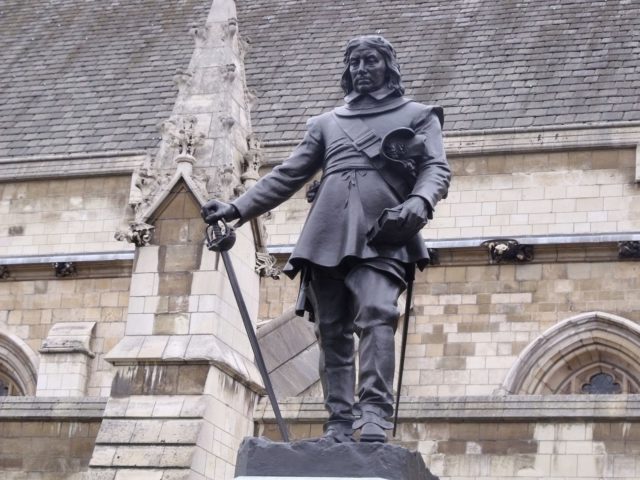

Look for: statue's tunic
[232,95,451,278]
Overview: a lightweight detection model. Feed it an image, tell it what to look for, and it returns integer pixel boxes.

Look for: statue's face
[348,45,387,94]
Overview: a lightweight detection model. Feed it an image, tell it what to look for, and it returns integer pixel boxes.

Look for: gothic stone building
[1,1,640,479]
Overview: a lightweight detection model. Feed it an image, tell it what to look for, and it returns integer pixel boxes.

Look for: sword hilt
[205,219,236,252]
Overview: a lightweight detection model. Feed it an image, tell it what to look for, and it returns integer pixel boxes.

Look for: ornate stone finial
[161,116,205,157]
[619,241,640,259]
[226,17,238,36]
[0,266,9,280]
[482,239,533,264]
[223,63,237,82]
[255,252,281,279]
[53,262,76,278]
[114,223,155,247]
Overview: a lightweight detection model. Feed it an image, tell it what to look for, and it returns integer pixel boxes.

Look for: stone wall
[0,276,130,396]
[0,176,133,256]
[0,397,105,479]
[261,146,639,246]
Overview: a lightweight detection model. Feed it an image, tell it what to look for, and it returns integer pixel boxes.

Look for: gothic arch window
[0,331,38,396]
[501,311,640,395]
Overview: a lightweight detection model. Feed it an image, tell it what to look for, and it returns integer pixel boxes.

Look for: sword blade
[393,278,413,437]
[219,250,290,442]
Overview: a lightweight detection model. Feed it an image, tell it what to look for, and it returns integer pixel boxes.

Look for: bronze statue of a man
[202,35,450,443]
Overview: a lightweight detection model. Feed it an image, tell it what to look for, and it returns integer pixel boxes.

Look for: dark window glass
[581,372,622,394]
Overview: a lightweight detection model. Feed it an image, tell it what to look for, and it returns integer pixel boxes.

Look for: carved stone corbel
[619,241,640,259]
[114,223,155,247]
[53,262,76,278]
[0,266,9,279]
[255,252,281,279]
[427,248,440,266]
[482,239,534,264]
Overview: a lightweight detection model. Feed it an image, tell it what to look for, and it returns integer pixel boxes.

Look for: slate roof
[0,0,211,158]
[236,0,640,142]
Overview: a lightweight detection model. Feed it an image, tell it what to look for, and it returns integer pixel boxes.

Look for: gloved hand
[392,196,431,232]
[200,199,240,225]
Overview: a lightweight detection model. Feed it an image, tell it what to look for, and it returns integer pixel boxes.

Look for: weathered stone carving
[241,135,262,190]
[223,63,237,82]
[161,115,206,156]
[220,116,236,131]
[0,265,9,279]
[482,239,534,263]
[226,17,238,37]
[173,68,193,89]
[619,240,640,259]
[207,163,238,201]
[53,262,76,278]
[189,21,209,41]
[255,252,281,279]
[114,223,155,247]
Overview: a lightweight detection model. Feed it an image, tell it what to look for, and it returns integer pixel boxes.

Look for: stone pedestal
[234,437,439,480]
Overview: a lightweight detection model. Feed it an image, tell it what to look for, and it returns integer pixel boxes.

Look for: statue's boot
[345,264,403,443]
[307,267,357,441]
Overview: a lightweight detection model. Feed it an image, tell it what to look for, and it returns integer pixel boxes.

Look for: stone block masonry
[0,397,105,479]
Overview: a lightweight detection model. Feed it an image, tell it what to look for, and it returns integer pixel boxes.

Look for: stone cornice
[0,150,148,182]
[268,233,640,267]
[261,123,640,166]
[0,251,134,281]
[0,397,107,420]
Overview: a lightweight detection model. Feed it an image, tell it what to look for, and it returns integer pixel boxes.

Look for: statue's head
[341,35,405,96]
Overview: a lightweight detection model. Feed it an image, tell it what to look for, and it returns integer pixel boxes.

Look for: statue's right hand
[200,199,240,225]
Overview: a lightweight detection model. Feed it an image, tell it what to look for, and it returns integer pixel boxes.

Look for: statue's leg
[345,265,402,442]
[307,266,356,442]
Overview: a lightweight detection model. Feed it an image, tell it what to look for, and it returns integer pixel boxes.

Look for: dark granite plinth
[235,437,439,480]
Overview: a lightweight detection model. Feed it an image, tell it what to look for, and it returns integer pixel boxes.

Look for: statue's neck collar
[344,86,397,104]
[335,94,411,117]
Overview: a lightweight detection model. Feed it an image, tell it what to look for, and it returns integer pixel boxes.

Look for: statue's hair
[341,35,405,96]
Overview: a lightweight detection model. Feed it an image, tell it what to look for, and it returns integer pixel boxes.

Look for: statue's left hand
[201,199,240,225]
[393,196,431,232]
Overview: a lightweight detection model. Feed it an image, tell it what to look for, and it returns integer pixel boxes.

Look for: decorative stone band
[0,397,106,420]
[268,232,640,267]
[0,150,147,181]
[0,251,134,281]
[255,394,640,425]
[260,122,640,170]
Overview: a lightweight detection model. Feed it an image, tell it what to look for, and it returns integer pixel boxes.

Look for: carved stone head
[340,35,405,96]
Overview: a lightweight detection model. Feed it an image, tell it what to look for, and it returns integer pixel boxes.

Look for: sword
[205,220,290,442]
[392,276,413,437]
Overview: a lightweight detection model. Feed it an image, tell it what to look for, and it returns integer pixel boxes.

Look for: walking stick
[392,277,413,437]
[205,220,290,442]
